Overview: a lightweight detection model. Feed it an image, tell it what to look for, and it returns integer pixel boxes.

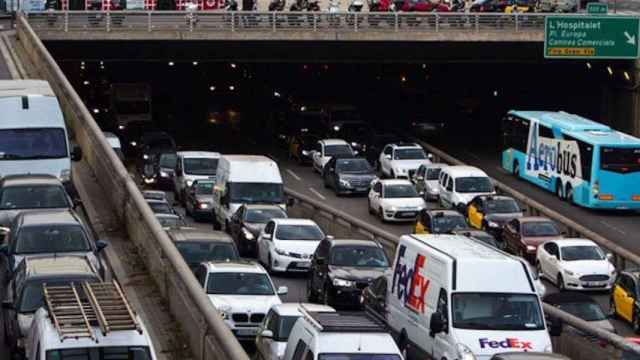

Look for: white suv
[256,218,325,273]
[368,179,426,222]
[194,260,287,340]
[311,139,354,173]
[378,142,431,179]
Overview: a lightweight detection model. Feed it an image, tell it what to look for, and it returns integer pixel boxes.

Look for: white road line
[308,187,326,200]
[286,169,301,181]
[600,220,627,236]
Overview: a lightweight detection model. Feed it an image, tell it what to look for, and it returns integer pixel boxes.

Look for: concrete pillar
[600,60,640,138]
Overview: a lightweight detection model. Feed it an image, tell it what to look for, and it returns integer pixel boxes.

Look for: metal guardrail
[24,10,549,33]
[14,13,249,360]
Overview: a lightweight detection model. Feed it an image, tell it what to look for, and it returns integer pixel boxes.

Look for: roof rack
[299,307,385,333]
[83,281,142,335]
[43,283,96,342]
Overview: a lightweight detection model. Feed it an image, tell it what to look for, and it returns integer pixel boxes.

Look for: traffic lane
[427,140,640,260]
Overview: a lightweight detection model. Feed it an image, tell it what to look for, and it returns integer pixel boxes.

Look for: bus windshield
[46,347,153,360]
[600,147,640,173]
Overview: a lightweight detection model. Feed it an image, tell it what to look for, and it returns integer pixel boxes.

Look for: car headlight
[302,150,309,156]
[275,248,289,256]
[456,343,476,360]
[396,168,406,174]
[160,171,168,177]
[242,227,254,240]
[118,125,126,130]
[487,221,500,228]
[387,206,398,212]
[186,180,193,187]
[218,305,232,320]
[59,169,71,182]
[339,178,351,188]
[333,125,340,131]
[130,141,137,147]
[333,278,355,287]
[197,202,209,209]
[564,269,575,276]
[143,154,149,160]
[526,245,536,252]
[351,142,359,148]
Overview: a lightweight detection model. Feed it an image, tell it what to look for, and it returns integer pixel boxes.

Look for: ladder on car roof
[43,283,96,341]
[83,280,142,335]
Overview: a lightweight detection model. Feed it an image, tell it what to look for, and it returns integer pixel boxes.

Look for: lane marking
[309,187,326,200]
[600,220,627,236]
[286,169,301,181]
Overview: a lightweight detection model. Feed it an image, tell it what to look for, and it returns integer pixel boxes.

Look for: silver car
[412,163,448,201]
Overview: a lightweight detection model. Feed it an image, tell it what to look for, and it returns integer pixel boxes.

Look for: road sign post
[544,16,640,59]
[587,2,608,14]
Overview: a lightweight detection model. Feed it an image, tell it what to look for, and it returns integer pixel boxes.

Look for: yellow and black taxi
[466,195,523,238]
[413,209,469,234]
[611,270,640,332]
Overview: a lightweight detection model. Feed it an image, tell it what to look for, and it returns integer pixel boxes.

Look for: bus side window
[539,126,554,139]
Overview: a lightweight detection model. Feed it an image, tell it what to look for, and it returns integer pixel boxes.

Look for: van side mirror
[384,154,391,160]
[260,329,274,338]
[429,312,445,337]
[71,145,83,161]
[287,198,295,207]
[277,286,288,295]
[548,318,563,337]
[606,253,614,262]
[96,240,108,252]
[73,198,83,209]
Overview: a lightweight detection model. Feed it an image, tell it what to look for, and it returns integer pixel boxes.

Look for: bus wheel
[565,184,575,205]
[513,160,520,178]
[555,181,564,200]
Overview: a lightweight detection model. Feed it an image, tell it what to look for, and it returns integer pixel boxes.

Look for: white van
[26,281,157,360]
[212,155,287,231]
[438,165,495,212]
[173,151,220,204]
[0,80,82,191]
[383,234,553,359]
[103,131,124,162]
[283,308,402,360]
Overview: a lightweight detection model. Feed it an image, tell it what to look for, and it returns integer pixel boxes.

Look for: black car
[228,204,288,256]
[322,157,376,196]
[155,151,177,189]
[308,238,390,308]
[327,121,370,153]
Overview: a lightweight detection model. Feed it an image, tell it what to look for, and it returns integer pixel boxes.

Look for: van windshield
[0,128,67,160]
[452,293,544,331]
[184,158,218,176]
[46,347,153,360]
[228,183,284,204]
[319,355,401,360]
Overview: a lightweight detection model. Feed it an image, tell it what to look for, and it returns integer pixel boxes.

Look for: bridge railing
[23,10,549,32]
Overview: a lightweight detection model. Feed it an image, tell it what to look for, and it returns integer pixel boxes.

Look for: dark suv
[308,238,390,308]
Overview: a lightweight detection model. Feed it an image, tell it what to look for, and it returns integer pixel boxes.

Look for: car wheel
[267,254,274,273]
[322,283,332,306]
[513,160,520,178]
[556,181,564,200]
[378,207,386,223]
[390,170,395,179]
[398,332,409,359]
[307,277,318,303]
[609,296,618,318]
[556,273,565,291]
[634,311,640,334]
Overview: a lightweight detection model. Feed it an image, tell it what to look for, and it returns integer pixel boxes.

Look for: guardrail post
[514,13,518,31]
[64,11,68,32]
[231,11,235,32]
[106,12,111,32]
[394,12,398,32]
[189,12,193,32]
[474,14,478,32]
[272,11,276,32]
[354,13,358,32]
[147,11,152,32]
[435,13,438,32]
[313,13,317,32]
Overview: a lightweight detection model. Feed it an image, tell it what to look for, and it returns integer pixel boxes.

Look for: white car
[194,260,287,340]
[368,179,426,222]
[255,303,335,360]
[536,239,616,291]
[413,163,448,201]
[311,139,354,173]
[257,218,325,273]
[378,142,431,179]
[438,165,495,212]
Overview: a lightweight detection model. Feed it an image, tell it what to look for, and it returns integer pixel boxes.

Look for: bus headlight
[592,180,599,196]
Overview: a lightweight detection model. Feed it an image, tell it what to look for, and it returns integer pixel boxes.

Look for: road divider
[14,13,249,360]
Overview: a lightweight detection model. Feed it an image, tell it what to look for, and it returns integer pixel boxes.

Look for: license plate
[356,187,368,192]
[236,329,257,336]
[585,281,604,287]
[401,212,416,218]
[298,262,311,268]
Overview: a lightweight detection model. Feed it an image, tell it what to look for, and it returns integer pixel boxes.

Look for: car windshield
[319,355,402,360]
[426,168,442,180]
[393,148,426,160]
[159,153,177,168]
[455,177,494,193]
[275,225,324,241]
[522,222,560,237]
[384,184,419,198]
[330,246,389,267]
[229,183,284,204]
[336,159,372,173]
[452,293,544,331]
[45,346,153,360]
[115,100,149,115]
[556,301,607,321]
[0,185,69,210]
[600,147,640,173]
[175,241,238,265]
[561,245,605,261]
[245,208,287,223]
[485,199,520,214]
[275,315,300,342]
[0,128,67,160]
[183,158,218,176]
[432,215,468,233]
[195,182,214,195]
[148,201,173,214]
[19,277,98,313]
[15,225,90,254]
[156,216,185,229]
[325,145,353,157]
[207,273,275,295]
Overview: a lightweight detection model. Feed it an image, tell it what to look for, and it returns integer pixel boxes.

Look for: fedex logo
[391,245,430,314]
[479,338,533,350]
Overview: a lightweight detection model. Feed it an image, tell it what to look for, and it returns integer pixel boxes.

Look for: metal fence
[14,13,249,360]
[24,10,549,33]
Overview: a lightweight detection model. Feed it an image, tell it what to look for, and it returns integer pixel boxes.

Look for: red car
[399,0,450,11]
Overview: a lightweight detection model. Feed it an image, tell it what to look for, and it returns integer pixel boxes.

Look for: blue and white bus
[501,110,640,210]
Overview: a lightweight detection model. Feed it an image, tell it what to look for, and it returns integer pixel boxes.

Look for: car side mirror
[262,233,272,241]
[71,145,83,161]
[548,318,563,337]
[384,154,391,160]
[260,329,274,338]
[427,153,434,160]
[287,198,295,207]
[429,312,445,337]
[73,198,83,209]
[277,286,288,295]
[96,240,108,252]
[606,253,614,262]
[1,300,13,310]
[326,235,334,240]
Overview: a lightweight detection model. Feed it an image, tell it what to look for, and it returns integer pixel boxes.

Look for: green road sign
[545,16,640,59]
[587,2,608,14]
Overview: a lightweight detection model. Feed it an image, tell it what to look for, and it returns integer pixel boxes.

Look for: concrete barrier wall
[14,13,249,360]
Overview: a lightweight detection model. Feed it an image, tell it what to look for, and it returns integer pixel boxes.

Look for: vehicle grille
[348,178,370,187]
[232,313,249,323]
[250,313,265,323]
[580,275,609,282]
